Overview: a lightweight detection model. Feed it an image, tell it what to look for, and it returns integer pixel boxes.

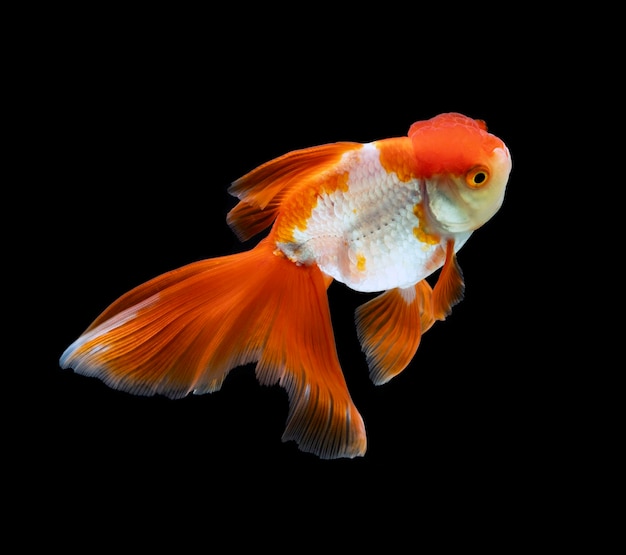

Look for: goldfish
[60,112,512,459]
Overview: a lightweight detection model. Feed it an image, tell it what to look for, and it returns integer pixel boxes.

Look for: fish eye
[465,166,490,188]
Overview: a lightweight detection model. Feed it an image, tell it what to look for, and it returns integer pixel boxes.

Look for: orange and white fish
[60,112,512,459]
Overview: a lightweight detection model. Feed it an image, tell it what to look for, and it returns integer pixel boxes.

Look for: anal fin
[355,280,435,385]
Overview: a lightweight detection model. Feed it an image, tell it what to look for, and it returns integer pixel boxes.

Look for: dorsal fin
[226,142,360,241]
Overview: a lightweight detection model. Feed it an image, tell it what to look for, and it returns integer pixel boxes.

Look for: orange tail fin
[60,237,366,459]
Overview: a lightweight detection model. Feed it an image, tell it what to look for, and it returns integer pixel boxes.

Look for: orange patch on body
[356,253,366,272]
[275,169,351,244]
[375,137,419,183]
[412,203,440,245]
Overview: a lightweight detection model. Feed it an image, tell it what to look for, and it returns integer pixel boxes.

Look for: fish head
[409,112,512,233]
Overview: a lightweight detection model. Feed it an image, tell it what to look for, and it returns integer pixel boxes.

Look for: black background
[18,8,604,547]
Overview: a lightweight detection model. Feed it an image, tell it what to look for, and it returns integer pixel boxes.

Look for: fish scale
[279,142,449,292]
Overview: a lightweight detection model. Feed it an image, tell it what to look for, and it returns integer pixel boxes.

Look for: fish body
[273,140,466,292]
[60,113,512,459]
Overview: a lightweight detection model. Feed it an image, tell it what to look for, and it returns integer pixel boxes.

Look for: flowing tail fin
[60,237,367,459]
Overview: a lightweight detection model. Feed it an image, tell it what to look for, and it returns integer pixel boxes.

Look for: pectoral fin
[432,239,465,321]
